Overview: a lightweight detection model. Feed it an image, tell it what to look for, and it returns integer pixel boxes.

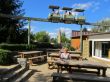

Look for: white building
[88,32,110,61]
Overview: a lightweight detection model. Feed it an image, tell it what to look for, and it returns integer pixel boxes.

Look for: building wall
[71,36,90,58]
[89,33,110,40]
[71,36,87,50]
[71,37,80,49]
[83,40,89,58]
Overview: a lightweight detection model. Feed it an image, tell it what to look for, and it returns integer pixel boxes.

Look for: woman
[60,48,71,60]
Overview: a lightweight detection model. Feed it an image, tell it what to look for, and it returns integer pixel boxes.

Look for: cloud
[24,25,37,34]
[72,2,92,9]
[87,28,92,31]
[57,27,72,38]
[48,32,57,38]
[72,1,100,13]
[91,2,100,12]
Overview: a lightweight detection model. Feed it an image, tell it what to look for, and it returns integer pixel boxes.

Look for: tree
[50,38,57,43]
[60,32,70,47]
[91,19,110,32]
[61,32,70,43]
[83,27,88,32]
[0,0,26,43]
[34,31,50,42]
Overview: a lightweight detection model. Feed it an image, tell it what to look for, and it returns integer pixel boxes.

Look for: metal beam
[0,13,90,25]
[85,22,110,27]
[0,13,49,22]
[1,13,110,27]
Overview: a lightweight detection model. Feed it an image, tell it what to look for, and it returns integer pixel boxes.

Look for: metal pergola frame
[0,13,110,54]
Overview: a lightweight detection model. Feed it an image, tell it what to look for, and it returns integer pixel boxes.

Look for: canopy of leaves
[51,38,57,43]
[34,31,50,42]
[91,19,110,32]
[61,32,70,43]
[0,0,26,43]
[83,27,88,32]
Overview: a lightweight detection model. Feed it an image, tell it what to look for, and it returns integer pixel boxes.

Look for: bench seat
[28,55,47,65]
[52,72,110,82]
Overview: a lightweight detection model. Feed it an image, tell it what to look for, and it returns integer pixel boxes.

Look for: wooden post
[108,49,110,59]
[28,19,31,45]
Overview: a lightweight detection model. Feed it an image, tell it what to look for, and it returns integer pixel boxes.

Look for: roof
[72,30,93,38]
[71,30,110,39]
[88,32,110,36]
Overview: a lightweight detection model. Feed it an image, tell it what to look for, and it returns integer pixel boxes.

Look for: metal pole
[80,24,83,54]
[28,19,31,45]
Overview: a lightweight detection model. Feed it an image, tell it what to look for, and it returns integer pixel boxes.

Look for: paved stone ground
[25,58,110,82]
[26,63,85,82]
[0,59,110,82]
[25,62,110,82]
[26,63,56,82]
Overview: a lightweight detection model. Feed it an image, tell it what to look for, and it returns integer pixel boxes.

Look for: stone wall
[82,39,89,58]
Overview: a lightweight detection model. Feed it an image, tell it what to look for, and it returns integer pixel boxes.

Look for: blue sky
[22,0,110,38]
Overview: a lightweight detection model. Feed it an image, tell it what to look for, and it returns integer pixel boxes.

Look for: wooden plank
[19,51,43,55]
[52,72,110,82]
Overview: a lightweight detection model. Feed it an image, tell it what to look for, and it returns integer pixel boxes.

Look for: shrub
[32,42,54,48]
[0,49,13,65]
[0,44,36,51]
[67,46,75,51]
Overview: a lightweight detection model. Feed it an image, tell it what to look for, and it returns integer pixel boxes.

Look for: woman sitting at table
[60,48,71,60]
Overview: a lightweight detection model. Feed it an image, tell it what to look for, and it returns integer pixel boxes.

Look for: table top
[19,51,43,54]
[55,59,108,68]
[49,53,81,57]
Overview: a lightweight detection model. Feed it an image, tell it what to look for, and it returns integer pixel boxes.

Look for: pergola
[0,6,110,54]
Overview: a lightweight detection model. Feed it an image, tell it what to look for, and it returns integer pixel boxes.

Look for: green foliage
[67,46,75,51]
[34,31,50,42]
[62,43,75,51]
[60,32,70,48]
[0,43,58,50]
[0,49,13,65]
[52,43,62,49]
[0,44,36,51]
[33,42,54,48]
[61,32,70,43]
[0,0,26,43]
[91,19,110,32]
[50,38,57,43]
[83,27,88,32]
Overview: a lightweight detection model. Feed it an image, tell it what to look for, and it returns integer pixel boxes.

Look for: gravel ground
[25,62,110,82]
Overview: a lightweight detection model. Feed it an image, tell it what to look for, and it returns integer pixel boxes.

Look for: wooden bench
[47,60,55,69]
[52,72,110,82]
[28,55,47,65]
[56,60,108,77]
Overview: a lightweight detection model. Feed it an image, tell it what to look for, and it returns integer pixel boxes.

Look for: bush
[67,46,75,51]
[0,49,13,65]
[32,42,54,48]
[52,43,62,49]
[0,44,36,51]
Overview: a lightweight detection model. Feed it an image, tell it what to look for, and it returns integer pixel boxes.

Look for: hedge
[0,49,13,65]
[0,44,36,51]
[0,43,61,51]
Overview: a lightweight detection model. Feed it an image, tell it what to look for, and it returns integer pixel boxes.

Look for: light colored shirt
[60,53,70,59]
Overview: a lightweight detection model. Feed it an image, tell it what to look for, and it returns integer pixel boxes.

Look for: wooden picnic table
[46,49,60,56]
[19,51,43,58]
[18,51,43,65]
[49,53,82,60]
[55,59,108,77]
